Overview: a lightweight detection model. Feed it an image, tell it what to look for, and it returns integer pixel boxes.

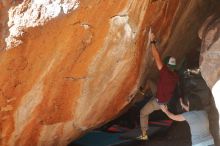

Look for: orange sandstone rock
[0,0,149,145]
[0,0,219,146]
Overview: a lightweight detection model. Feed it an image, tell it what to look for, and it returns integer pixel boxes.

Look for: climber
[161,96,214,146]
[137,31,179,140]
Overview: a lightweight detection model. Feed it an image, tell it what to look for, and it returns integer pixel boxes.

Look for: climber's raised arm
[149,32,163,70]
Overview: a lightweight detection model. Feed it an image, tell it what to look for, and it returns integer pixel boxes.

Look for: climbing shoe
[136,135,148,141]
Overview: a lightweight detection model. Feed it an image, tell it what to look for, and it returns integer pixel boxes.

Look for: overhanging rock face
[0,0,149,145]
[0,0,219,146]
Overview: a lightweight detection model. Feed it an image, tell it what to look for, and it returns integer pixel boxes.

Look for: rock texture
[199,15,220,89]
[199,14,220,118]
[0,0,219,146]
[0,0,149,145]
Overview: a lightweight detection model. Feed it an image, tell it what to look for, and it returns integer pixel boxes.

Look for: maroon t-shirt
[156,65,179,104]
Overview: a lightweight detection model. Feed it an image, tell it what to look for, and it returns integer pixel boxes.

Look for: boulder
[0,0,219,145]
[0,0,150,145]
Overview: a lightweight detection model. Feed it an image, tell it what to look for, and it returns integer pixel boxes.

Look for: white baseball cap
[168,57,176,66]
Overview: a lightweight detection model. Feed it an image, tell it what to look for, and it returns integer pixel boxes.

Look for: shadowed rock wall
[199,13,220,124]
[0,0,219,146]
